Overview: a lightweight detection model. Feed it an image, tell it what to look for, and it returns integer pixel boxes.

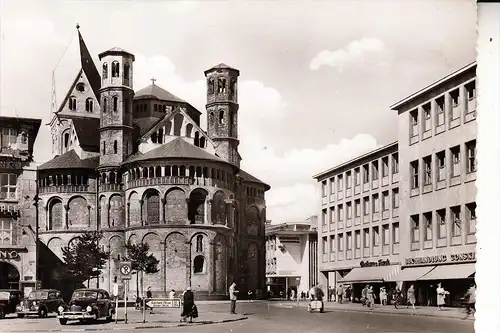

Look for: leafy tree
[61,231,109,288]
[124,241,159,296]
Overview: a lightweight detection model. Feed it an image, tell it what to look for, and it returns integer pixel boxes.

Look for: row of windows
[322,222,400,253]
[68,97,94,112]
[409,202,477,243]
[321,153,399,196]
[102,140,126,155]
[322,188,399,223]
[102,61,130,80]
[409,80,476,141]
[410,140,476,191]
[39,174,89,187]
[127,165,232,183]
[135,103,169,114]
[102,96,130,113]
[207,77,236,96]
[0,173,17,200]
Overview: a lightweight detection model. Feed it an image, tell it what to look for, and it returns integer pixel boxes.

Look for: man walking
[146,287,154,314]
[463,284,476,319]
[229,282,239,314]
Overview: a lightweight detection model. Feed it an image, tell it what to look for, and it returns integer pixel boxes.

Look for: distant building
[265,217,318,297]
[0,116,41,296]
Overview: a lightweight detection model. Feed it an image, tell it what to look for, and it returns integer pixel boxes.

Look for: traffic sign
[145,298,181,308]
[120,261,132,280]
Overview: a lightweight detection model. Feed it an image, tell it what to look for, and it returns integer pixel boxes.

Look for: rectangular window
[0,219,13,245]
[329,206,335,223]
[372,193,379,213]
[338,204,344,221]
[354,168,361,186]
[393,222,400,244]
[338,234,344,252]
[346,202,352,219]
[411,215,420,243]
[1,128,18,148]
[451,146,461,177]
[466,202,476,235]
[346,232,352,250]
[392,188,399,208]
[436,151,446,181]
[322,237,328,254]
[329,177,335,194]
[372,226,380,247]
[346,171,352,189]
[321,180,327,197]
[466,140,477,173]
[363,228,370,248]
[424,212,433,241]
[451,206,461,237]
[410,109,418,136]
[382,191,389,211]
[355,230,361,249]
[423,103,431,132]
[354,199,361,217]
[330,235,336,253]
[363,165,369,183]
[372,160,379,180]
[363,197,370,216]
[392,153,399,174]
[322,209,327,225]
[437,209,447,239]
[382,224,390,245]
[466,81,476,100]
[411,160,419,189]
[337,174,344,191]
[423,155,432,185]
[0,173,17,200]
[436,96,445,126]
[382,157,389,177]
[450,88,460,108]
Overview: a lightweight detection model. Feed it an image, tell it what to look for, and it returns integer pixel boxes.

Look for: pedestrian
[309,285,316,300]
[361,285,368,306]
[366,285,374,309]
[393,287,402,309]
[337,285,344,304]
[168,289,176,299]
[290,289,295,301]
[180,287,197,323]
[146,287,154,314]
[379,287,387,306]
[229,282,239,314]
[463,284,476,319]
[436,282,449,311]
[407,285,416,313]
[331,287,336,302]
[248,289,254,302]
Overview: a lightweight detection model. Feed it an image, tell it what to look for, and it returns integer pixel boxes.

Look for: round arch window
[193,255,205,274]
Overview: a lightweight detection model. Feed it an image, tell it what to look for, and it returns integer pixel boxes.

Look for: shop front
[0,246,38,297]
[388,251,476,307]
[337,259,401,303]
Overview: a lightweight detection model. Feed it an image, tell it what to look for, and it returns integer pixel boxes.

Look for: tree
[61,231,109,288]
[125,241,159,297]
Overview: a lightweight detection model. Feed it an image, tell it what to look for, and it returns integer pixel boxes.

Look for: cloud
[310,37,386,71]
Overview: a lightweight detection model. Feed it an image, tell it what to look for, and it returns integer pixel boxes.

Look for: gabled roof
[70,116,101,152]
[134,84,187,103]
[38,150,99,171]
[78,29,101,101]
[124,137,226,165]
[238,169,271,190]
[55,69,84,114]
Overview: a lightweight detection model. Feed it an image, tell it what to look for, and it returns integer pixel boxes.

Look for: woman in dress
[407,285,416,310]
[366,285,375,308]
[436,283,449,311]
[180,287,197,323]
[379,287,387,306]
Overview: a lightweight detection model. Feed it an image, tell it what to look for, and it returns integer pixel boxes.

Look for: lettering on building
[0,161,22,169]
[0,250,20,260]
[360,259,390,268]
[405,252,476,267]
[450,252,475,263]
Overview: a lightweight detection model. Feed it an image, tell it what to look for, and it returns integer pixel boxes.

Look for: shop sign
[360,259,390,267]
[0,161,22,170]
[0,250,20,260]
[405,252,475,267]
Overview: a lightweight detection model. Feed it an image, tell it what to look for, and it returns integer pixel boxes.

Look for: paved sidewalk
[270,300,475,320]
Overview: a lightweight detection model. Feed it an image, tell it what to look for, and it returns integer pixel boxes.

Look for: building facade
[0,116,41,297]
[265,217,318,297]
[313,143,401,301]
[36,27,270,299]
[314,62,477,307]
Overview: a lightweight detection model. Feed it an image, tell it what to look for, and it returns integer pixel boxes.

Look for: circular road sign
[120,263,131,275]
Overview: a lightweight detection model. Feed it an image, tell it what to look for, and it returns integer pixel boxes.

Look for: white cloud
[310,37,386,71]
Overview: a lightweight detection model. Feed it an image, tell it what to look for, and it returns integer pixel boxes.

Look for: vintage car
[57,288,115,325]
[0,289,23,319]
[16,289,64,318]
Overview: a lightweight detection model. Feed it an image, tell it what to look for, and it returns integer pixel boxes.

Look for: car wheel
[17,314,25,318]
[39,307,48,318]
[105,308,112,322]
[59,318,67,325]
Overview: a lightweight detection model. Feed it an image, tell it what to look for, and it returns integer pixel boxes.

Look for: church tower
[204,64,240,168]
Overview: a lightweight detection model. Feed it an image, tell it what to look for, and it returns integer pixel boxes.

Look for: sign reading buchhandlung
[405,252,475,267]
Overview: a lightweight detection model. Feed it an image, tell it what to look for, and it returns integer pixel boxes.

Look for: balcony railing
[125,176,229,190]
[39,185,91,194]
[99,183,123,192]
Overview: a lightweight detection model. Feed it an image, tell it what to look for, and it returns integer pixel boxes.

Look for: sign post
[119,262,132,324]
[113,283,120,324]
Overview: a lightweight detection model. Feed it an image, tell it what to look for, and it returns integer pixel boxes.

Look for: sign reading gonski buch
[404,252,475,267]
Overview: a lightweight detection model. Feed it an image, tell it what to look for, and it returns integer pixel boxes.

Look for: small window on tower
[124,63,130,80]
[112,61,120,78]
[69,97,77,111]
[208,78,215,95]
[218,78,226,93]
[102,63,108,79]
[113,140,118,154]
[219,111,225,124]
[102,142,106,155]
[113,97,118,112]
[103,98,107,112]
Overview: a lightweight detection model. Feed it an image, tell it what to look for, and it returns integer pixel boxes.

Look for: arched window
[112,61,120,77]
[69,96,77,110]
[151,132,157,143]
[103,98,107,112]
[63,133,70,152]
[218,78,226,93]
[85,98,93,112]
[102,141,106,155]
[194,132,200,147]
[208,78,214,94]
[200,137,206,148]
[193,255,204,274]
[102,63,108,79]
[113,140,118,154]
[219,111,225,124]
[113,96,118,112]
[196,235,203,252]
[110,172,116,184]
[123,63,130,80]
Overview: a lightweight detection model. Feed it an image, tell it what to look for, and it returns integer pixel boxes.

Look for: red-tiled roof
[237,169,270,190]
[123,137,226,164]
[38,150,99,170]
[134,84,186,103]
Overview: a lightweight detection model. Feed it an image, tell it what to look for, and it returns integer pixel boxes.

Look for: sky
[0,0,476,224]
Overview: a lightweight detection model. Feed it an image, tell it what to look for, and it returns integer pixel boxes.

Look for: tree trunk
[136,272,139,297]
[96,275,100,288]
[141,271,144,298]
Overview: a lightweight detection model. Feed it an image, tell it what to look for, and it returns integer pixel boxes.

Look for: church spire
[77,24,101,101]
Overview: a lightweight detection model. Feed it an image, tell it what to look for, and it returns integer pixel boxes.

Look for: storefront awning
[338,265,401,284]
[417,263,476,281]
[386,266,435,282]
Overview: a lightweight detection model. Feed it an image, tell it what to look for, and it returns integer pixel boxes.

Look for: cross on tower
[151,78,156,85]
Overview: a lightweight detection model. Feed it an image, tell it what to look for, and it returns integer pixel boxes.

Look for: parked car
[57,288,115,325]
[0,289,23,319]
[16,289,64,318]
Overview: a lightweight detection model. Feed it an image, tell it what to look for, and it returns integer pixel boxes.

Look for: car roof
[0,289,22,293]
[73,288,108,293]
[32,289,60,293]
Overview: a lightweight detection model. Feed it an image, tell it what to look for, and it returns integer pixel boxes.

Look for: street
[0,301,474,333]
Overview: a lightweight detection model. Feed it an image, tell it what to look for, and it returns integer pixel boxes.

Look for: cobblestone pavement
[0,301,474,333]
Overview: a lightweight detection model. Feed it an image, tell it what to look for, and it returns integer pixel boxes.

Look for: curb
[3,317,248,332]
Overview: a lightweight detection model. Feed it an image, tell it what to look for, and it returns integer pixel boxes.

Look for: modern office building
[265,216,318,297]
[313,143,401,300]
